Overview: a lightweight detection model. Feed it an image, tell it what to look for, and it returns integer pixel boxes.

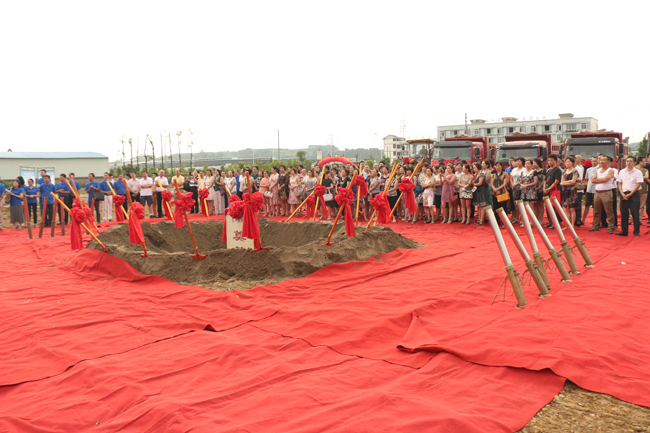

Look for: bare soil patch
[88,219,421,290]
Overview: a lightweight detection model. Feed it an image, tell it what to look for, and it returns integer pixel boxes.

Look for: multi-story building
[383,135,406,159]
[437,114,598,144]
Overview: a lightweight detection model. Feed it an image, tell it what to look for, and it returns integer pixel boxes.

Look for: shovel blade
[190,254,207,260]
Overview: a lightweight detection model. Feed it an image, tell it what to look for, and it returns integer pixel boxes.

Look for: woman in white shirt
[509,158,525,223]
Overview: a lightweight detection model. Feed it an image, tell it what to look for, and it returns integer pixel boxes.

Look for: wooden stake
[38,197,48,238]
[22,196,33,239]
[51,199,57,237]
[172,180,206,259]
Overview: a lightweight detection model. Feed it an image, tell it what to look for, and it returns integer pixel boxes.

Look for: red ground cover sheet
[0,210,645,431]
[0,325,563,433]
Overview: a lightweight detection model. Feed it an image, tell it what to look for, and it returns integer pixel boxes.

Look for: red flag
[70,207,86,250]
[161,190,173,221]
[113,195,126,222]
[399,178,417,213]
[335,188,356,238]
[242,192,264,241]
[128,202,146,245]
[171,192,195,228]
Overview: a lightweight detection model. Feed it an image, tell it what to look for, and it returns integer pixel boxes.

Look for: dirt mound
[88,219,421,290]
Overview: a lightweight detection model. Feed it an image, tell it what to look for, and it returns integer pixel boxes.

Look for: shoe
[634,233,640,237]
[615,232,628,236]
[589,228,599,232]
[150,214,154,218]
[607,230,614,234]
[548,225,554,230]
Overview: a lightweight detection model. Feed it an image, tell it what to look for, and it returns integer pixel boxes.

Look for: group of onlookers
[2,155,648,237]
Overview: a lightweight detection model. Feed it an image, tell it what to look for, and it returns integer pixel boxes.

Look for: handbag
[323,187,333,202]
[497,191,510,202]
[264,191,273,198]
[93,190,104,201]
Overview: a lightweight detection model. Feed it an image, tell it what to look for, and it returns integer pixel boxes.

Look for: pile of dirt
[88,219,421,290]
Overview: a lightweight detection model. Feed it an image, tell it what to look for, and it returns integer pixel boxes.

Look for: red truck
[430,136,493,166]
[562,132,628,170]
[492,134,560,167]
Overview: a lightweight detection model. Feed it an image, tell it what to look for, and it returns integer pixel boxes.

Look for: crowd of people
[1,154,649,237]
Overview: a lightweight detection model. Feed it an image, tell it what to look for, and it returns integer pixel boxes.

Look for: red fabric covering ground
[1,210,648,431]
[0,231,276,386]
[0,325,563,433]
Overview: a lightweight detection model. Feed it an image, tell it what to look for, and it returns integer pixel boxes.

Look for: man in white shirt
[573,155,585,226]
[582,157,598,225]
[616,157,643,236]
[127,172,140,205]
[589,155,617,234]
[156,170,169,218]
[139,171,154,218]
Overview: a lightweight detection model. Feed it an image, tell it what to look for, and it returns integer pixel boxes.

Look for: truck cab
[492,134,558,168]
[562,132,628,170]
[431,136,491,166]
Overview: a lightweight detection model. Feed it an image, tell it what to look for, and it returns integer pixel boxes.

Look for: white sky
[2,1,648,161]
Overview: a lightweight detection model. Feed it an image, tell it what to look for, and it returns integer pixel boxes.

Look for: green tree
[638,136,648,158]
[366,159,375,168]
[296,150,307,162]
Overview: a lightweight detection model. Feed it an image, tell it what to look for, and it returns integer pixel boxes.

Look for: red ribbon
[335,187,356,238]
[199,188,210,200]
[403,157,410,164]
[399,178,417,213]
[113,195,126,222]
[369,194,391,225]
[171,192,195,228]
[161,190,173,220]
[70,207,86,250]
[306,194,316,218]
[352,176,368,197]
[313,184,329,218]
[128,202,146,245]
[242,192,264,246]
[222,195,243,243]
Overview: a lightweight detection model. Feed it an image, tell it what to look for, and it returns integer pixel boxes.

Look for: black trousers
[44,204,53,227]
[91,200,101,222]
[575,192,583,223]
[129,193,139,211]
[619,191,640,235]
[63,195,73,224]
[28,203,38,225]
[600,188,618,227]
[156,191,163,217]
[190,187,199,213]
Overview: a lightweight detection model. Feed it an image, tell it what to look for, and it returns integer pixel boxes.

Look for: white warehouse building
[0,152,109,182]
[437,114,598,144]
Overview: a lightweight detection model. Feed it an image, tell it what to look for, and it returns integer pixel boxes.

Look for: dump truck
[562,131,628,170]
[492,134,560,167]
[431,136,493,166]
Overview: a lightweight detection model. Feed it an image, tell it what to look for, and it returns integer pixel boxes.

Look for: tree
[296,150,307,162]
[638,136,648,158]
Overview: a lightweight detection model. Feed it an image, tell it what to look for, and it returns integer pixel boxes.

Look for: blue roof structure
[0,152,107,159]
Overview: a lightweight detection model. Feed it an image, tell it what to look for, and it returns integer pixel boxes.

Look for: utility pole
[277,130,280,161]
[136,137,140,170]
[129,138,133,169]
[465,113,468,134]
[168,132,173,171]
[160,132,164,171]
[121,136,126,170]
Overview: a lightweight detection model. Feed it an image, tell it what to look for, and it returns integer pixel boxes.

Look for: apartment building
[437,114,598,144]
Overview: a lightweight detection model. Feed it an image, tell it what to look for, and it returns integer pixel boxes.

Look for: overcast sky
[2,1,648,161]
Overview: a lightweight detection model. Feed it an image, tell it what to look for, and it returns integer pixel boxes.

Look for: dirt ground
[88,219,421,291]
[519,381,650,432]
[4,201,649,431]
